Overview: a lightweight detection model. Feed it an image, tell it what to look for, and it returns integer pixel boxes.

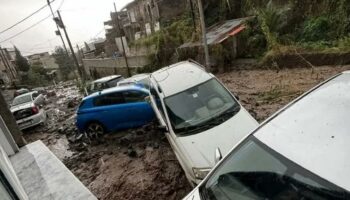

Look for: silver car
[10,91,47,130]
[184,71,350,199]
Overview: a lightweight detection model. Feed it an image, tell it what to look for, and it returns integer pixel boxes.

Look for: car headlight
[193,168,211,180]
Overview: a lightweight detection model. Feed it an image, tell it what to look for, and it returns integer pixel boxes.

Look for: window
[150,84,165,118]
[32,92,39,99]
[164,79,240,135]
[107,77,124,87]
[93,92,124,107]
[12,94,32,106]
[201,136,349,200]
[123,91,147,103]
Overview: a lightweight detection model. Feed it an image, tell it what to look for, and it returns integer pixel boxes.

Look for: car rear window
[123,91,147,103]
[93,92,125,107]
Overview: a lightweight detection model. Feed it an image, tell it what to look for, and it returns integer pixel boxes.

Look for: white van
[148,61,258,185]
[183,71,350,199]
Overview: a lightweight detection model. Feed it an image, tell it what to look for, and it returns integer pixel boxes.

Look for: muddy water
[49,136,73,160]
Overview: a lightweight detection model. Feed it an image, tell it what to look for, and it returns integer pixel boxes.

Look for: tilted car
[10,91,47,130]
[76,85,155,136]
[183,71,350,200]
[86,75,124,95]
[148,61,258,185]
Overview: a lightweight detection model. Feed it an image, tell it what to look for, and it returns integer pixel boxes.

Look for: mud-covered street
[9,65,350,200]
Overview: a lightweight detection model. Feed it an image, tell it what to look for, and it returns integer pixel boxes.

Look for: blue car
[76,85,155,136]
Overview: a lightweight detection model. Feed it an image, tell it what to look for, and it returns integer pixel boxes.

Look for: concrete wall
[82,55,149,78]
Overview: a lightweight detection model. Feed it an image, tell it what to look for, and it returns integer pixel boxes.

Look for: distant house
[27,52,59,70]
[103,0,188,56]
[81,39,106,59]
[27,52,63,81]
[122,0,187,40]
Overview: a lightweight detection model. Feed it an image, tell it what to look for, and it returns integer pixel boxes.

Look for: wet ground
[4,64,350,200]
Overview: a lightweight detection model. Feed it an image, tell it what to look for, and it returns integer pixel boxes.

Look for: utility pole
[55,10,84,84]
[189,0,196,29]
[0,47,16,83]
[113,2,131,77]
[47,0,69,55]
[0,92,26,147]
[197,0,210,71]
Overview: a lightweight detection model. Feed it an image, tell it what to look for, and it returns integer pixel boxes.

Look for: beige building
[26,52,59,70]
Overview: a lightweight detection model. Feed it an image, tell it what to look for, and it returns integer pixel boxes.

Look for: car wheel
[86,122,105,139]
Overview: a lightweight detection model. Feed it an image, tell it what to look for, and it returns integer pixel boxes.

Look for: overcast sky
[0,0,133,55]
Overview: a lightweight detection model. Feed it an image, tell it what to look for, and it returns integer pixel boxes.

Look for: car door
[122,90,154,128]
[92,92,128,131]
[148,82,194,181]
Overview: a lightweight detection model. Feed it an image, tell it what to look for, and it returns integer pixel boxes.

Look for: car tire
[86,122,105,139]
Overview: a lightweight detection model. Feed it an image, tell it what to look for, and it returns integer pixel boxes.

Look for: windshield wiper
[211,105,241,124]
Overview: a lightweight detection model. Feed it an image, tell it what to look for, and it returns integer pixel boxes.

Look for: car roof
[121,74,149,83]
[83,85,147,100]
[150,61,212,97]
[17,88,29,92]
[92,75,122,83]
[253,71,350,191]
[15,91,36,99]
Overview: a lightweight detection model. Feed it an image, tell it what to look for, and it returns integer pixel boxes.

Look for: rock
[67,99,78,108]
[46,91,56,97]
[127,147,137,158]
[119,134,134,146]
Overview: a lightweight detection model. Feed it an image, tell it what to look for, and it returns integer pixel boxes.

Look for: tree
[52,47,74,80]
[14,46,30,72]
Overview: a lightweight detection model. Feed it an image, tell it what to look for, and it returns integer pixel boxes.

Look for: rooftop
[151,61,212,97]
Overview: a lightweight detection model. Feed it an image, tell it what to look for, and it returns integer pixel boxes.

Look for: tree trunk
[0,92,26,147]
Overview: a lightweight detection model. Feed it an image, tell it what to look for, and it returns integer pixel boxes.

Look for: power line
[0,0,57,35]
[0,14,52,43]
[0,0,65,44]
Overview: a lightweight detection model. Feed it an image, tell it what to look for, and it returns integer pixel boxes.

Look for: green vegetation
[134,14,195,72]
[14,46,30,72]
[52,47,75,80]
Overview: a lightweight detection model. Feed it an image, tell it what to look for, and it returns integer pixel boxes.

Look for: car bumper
[17,110,47,130]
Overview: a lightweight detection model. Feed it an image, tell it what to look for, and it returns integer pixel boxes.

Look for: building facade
[26,52,59,70]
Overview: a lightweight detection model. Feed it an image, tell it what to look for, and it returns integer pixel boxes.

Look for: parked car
[13,88,30,98]
[86,75,124,95]
[183,71,350,200]
[10,91,47,130]
[117,73,150,89]
[148,61,258,185]
[76,85,155,136]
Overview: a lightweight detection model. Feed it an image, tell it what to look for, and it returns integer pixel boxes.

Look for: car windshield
[201,136,349,200]
[164,78,240,135]
[12,94,33,106]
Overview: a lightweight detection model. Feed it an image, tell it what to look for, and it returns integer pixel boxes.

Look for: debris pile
[21,81,192,200]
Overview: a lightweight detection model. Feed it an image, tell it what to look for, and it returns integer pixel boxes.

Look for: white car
[10,91,47,130]
[183,71,350,200]
[148,61,258,185]
[117,73,150,89]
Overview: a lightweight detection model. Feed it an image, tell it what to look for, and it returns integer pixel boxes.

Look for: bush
[300,16,331,42]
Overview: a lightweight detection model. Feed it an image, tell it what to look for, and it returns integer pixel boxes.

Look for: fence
[82,55,149,78]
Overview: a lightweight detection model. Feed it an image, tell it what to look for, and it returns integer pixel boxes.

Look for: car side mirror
[215,147,223,164]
